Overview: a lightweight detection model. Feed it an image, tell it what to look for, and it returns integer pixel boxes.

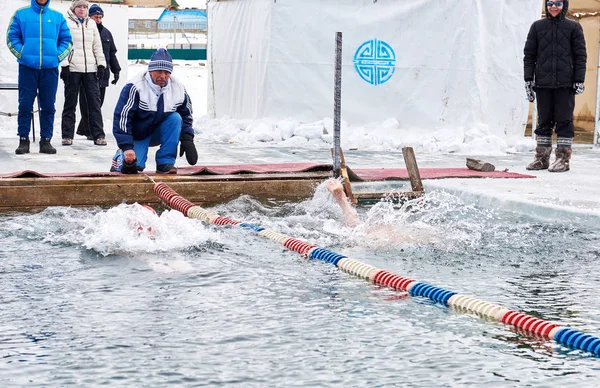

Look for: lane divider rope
[153,182,600,356]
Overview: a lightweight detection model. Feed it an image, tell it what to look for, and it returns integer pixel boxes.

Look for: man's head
[148,48,173,87]
[71,0,89,18]
[35,0,49,6]
[546,1,567,18]
[88,4,104,24]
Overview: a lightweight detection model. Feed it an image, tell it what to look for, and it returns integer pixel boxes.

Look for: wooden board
[0,172,331,212]
[355,190,423,206]
[402,147,424,192]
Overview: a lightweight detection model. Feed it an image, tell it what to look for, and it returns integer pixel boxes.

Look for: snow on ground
[195,115,537,155]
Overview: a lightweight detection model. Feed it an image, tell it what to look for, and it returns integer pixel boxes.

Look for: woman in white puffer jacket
[60,0,107,146]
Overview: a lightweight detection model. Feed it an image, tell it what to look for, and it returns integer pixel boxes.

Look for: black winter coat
[523,3,586,88]
[97,23,121,88]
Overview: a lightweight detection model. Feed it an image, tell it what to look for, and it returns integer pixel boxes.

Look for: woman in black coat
[77,4,122,140]
[523,0,586,172]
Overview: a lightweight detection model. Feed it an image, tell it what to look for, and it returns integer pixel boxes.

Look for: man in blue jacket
[6,0,73,155]
[112,48,197,174]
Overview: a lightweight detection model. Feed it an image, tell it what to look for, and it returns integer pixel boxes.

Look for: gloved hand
[111,72,120,85]
[525,80,535,102]
[97,65,106,80]
[60,66,70,84]
[179,133,198,165]
[121,158,138,174]
[574,82,585,95]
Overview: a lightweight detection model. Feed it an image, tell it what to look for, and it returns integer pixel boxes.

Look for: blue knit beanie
[148,48,173,73]
[88,4,104,17]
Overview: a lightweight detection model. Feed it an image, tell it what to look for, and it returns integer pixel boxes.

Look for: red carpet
[0,162,535,180]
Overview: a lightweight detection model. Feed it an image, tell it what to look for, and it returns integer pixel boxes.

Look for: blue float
[554,328,600,355]
[309,248,346,266]
[239,223,265,232]
[409,282,457,306]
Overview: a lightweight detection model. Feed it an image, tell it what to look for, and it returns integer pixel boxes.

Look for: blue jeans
[133,113,182,169]
[17,64,59,139]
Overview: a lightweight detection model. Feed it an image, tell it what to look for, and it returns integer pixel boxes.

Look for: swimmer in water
[325,177,437,246]
[127,204,157,236]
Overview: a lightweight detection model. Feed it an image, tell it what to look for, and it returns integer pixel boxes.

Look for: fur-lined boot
[526,146,552,170]
[548,146,572,172]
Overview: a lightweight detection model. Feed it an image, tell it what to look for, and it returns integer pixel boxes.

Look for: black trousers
[61,72,105,140]
[534,87,575,139]
[77,85,106,137]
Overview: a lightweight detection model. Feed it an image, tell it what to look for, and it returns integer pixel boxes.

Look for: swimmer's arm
[336,196,359,227]
[326,178,359,227]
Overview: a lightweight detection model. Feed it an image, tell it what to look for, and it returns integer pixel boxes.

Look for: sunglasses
[547,1,563,7]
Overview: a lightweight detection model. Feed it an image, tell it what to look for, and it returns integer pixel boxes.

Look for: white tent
[208,0,541,140]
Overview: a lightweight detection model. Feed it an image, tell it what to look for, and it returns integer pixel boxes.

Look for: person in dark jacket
[112,48,197,174]
[76,3,121,140]
[523,0,587,172]
[6,0,73,155]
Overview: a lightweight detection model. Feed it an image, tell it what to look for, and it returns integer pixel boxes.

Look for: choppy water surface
[1,183,599,387]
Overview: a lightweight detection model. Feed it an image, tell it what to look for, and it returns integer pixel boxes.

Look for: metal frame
[0,83,40,142]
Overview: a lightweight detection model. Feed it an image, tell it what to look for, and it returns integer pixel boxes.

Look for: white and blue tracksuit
[113,72,193,168]
[6,0,73,139]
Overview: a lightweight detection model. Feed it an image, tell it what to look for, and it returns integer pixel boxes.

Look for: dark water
[1,185,599,387]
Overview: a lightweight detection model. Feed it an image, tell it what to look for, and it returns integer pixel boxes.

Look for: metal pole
[34,98,40,142]
[333,32,342,178]
[593,36,600,146]
[531,101,537,142]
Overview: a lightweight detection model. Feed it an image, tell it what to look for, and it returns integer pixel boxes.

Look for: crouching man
[112,48,197,174]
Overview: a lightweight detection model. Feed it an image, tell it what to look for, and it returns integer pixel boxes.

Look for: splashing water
[2,203,227,273]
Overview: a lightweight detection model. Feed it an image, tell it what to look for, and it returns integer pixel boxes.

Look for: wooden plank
[355,191,423,206]
[0,171,330,187]
[355,191,423,200]
[402,147,424,192]
[0,172,331,211]
[330,148,356,204]
[338,149,356,205]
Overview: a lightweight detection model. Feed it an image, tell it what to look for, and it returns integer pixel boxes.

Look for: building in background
[158,9,207,34]
[89,0,207,60]
[128,7,164,39]
[123,0,171,6]
[93,0,205,8]
[129,8,206,39]
[128,4,207,60]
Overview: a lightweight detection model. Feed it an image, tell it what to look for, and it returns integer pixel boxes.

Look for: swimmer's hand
[326,178,345,200]
[326,177,359,227]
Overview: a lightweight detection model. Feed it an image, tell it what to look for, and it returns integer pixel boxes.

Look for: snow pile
[194,115,536,155]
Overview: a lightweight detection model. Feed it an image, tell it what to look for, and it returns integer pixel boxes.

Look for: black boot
[156,164,177,174]
[15,138,30,154]
[39,138,57,154]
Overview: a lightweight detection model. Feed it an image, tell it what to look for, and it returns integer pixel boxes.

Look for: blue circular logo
[353,39,396,86]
